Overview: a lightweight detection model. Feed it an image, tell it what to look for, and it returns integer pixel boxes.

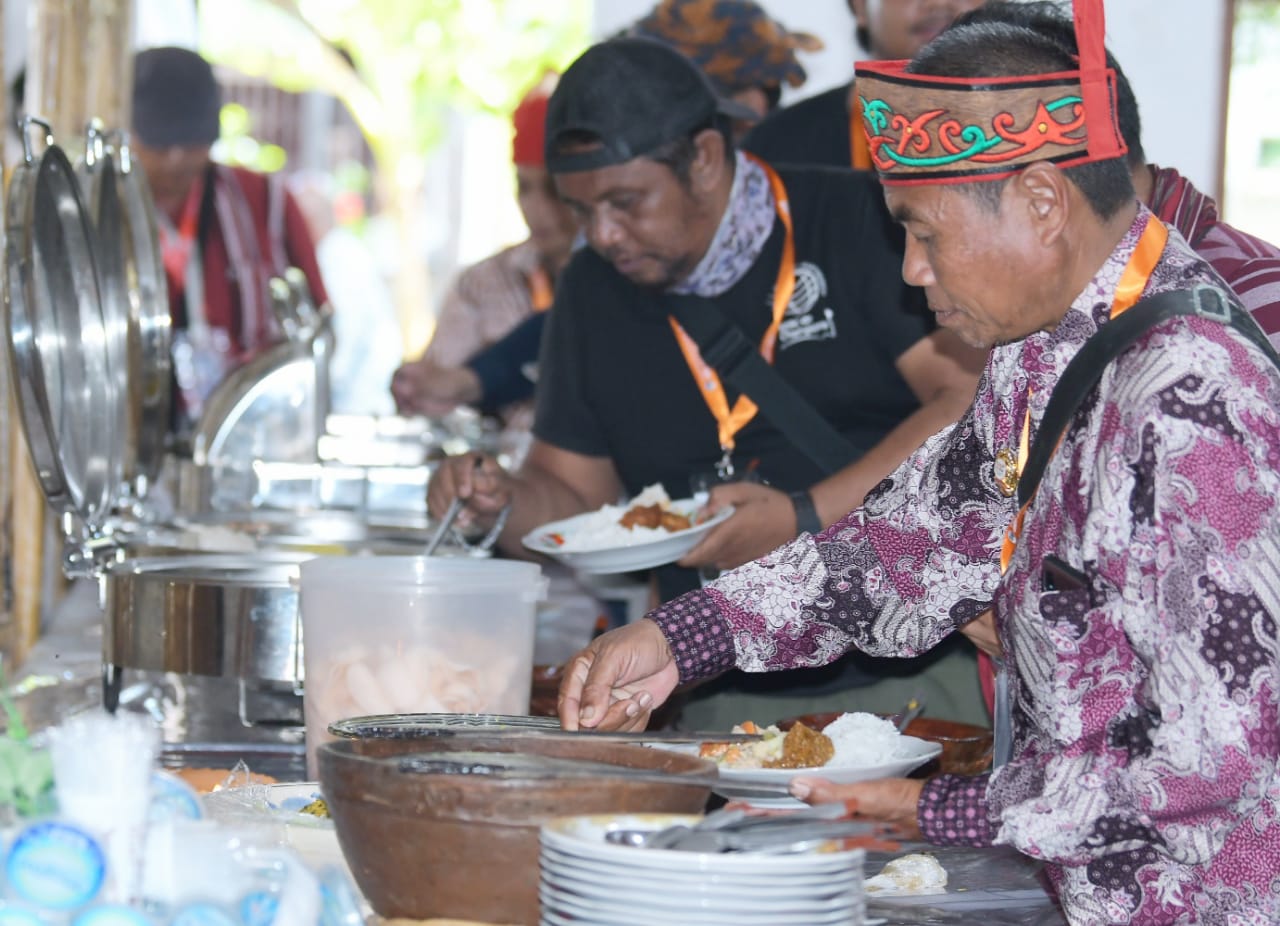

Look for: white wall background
[592,0,1229,196]
[0,1,1237,210]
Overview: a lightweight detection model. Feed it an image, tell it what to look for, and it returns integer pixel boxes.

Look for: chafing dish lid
[5,118,124,534]
[79,124,171,497]
[111,552,311,585]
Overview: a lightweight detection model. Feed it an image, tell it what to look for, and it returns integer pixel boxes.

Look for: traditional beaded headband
[854,0,1126,186]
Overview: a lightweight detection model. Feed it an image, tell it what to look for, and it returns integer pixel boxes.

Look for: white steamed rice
[825,711,903,767]
[555,484,689,552]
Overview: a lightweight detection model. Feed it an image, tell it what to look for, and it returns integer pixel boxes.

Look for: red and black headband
[854,0,1126,186]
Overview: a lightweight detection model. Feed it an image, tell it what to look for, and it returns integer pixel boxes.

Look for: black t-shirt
[742,84,853,170]
[534,164,930,603]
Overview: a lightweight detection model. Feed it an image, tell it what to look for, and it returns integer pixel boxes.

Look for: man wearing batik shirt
[558,8,1280,925]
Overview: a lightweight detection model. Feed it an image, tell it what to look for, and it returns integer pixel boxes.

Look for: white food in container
[865,853,949,895]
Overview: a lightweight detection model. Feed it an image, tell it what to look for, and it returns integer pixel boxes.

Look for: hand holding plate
[679,482,797,571]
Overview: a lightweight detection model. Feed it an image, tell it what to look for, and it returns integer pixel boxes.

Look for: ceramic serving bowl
[318,734,715,926]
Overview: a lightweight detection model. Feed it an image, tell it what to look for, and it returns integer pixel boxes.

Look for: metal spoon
[895,696,926,733]
[604,801,858,849]
[424,497,464,556]
[395,752,795,800]
[662,820,878,853]
[424,457,482,556]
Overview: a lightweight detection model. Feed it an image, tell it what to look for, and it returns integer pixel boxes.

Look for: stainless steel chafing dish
[2,121,314,716]
[169,267,451,533]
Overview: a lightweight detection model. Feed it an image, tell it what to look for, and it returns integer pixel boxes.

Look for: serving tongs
[446,728,764,744]
[395,751,791,800]
[329,711,762,743]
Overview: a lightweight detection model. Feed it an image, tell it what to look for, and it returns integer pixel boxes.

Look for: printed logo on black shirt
[778,262,838,350]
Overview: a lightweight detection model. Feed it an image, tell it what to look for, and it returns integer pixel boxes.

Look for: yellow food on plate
[299,797,329,818]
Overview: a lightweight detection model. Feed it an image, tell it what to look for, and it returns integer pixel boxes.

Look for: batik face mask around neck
[671,150,776,298]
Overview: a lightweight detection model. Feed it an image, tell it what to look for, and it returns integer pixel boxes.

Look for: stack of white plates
[539,813,866,926]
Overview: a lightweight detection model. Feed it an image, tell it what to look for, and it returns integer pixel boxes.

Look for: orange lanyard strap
[668,154,796,457]
[159,176,205,293]
[528,265,554,313]
[1000,216,1169,574]
[847,81,872,170]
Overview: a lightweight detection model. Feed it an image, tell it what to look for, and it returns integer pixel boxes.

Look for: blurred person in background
[390,73,574,447]
[628,0,823,140]
[391,0,825,428]
[131,46,329,434]
[744,0,986,168]
[291,173,403,416]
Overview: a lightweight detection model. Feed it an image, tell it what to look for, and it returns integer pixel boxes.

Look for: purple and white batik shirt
[648,208,1280,925]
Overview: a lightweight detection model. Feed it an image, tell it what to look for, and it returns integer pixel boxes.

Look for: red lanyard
[158,176,204,297]
[1000,216,1170,573]
[668,155,795,464]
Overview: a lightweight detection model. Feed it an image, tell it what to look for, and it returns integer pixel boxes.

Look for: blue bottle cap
[148,772,204,823]
[6,821,106,910]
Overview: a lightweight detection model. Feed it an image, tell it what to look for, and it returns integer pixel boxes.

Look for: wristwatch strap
[789,489,821,537]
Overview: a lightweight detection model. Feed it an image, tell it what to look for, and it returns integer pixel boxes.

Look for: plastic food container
[300,556,546,775]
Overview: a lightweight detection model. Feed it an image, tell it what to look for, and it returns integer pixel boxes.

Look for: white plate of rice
[522,485,734,574]
[661,712,943,808]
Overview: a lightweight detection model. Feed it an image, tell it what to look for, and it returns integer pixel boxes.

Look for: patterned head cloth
[630,0,823,95]
[854,0,1126,186]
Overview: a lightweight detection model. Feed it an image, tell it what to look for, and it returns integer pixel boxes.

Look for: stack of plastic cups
[46,711,160,905]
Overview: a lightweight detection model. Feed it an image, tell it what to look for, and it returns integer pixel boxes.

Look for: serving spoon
[395,751,793,800]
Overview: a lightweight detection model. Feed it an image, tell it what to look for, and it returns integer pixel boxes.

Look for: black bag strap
[1018,285,1280,508]
[666,293,860,476]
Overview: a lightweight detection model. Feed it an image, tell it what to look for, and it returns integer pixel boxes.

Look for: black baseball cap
[132,46,222,148]
[544,37,758,174]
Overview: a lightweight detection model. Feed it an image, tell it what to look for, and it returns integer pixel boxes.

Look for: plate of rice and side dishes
[667,712,943,808]
[522,484,734,574]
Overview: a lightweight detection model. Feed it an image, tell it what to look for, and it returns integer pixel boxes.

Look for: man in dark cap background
[743,0,985,169]
[428,36,988,729]
[132,46,329,430]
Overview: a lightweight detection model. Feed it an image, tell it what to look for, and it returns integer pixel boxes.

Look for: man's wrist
[789,489,822,537]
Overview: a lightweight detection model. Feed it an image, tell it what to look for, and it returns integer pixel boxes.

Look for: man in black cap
[428,37,988,728]
[131,46,329,429]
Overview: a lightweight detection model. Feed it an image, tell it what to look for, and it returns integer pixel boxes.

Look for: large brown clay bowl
[318,734,714,926]
[779,712,994,777]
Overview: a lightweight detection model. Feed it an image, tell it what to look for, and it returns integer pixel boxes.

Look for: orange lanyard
[528,265,554,313]
[1000,216,1169,573]
[159,176,204,296]
[669,155,795,470]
